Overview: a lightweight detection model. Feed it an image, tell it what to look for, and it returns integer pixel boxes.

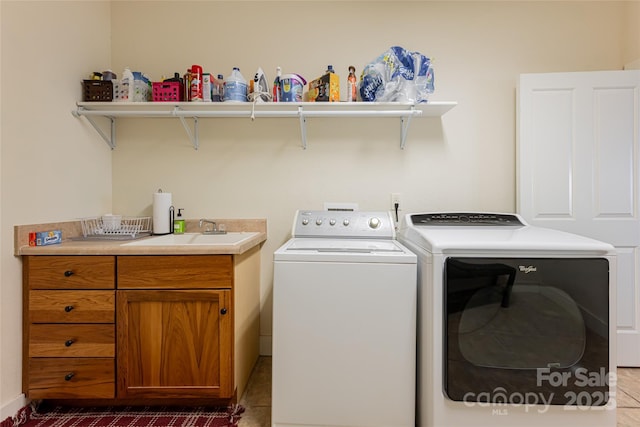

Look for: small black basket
[82,80,113,102]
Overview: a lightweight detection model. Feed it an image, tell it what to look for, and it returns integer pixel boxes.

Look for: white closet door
[518,70,640,366]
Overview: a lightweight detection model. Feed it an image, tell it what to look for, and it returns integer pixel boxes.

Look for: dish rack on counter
[80,216,152,240]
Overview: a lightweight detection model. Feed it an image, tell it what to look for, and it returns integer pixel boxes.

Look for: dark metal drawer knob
[64,270,74,277]
[220,308,228,315]
[64,372,75,381]
[65,339,75,347]
[64,305,74,312]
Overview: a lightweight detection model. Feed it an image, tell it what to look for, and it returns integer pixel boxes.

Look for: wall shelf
[72,101,457,150]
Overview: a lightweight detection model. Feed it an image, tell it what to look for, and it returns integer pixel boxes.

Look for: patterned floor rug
[4,403,244,427]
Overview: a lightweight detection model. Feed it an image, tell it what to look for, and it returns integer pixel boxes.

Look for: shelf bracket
[298,106,307,150]
[73,110,116,149]
[178,115,199,150]
[400,107,415,150]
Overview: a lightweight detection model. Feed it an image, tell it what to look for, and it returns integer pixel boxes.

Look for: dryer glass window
[444,257,610,406]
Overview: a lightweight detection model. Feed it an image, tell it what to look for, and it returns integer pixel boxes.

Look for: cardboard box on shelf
[308,72,340,102]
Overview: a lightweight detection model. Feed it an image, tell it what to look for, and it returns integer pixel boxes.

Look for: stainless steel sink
[122,232,258,246]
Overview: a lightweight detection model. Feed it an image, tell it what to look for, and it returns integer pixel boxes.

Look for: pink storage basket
[152,81,184,102]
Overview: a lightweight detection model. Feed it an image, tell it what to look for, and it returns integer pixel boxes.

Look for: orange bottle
[347,66,357,102]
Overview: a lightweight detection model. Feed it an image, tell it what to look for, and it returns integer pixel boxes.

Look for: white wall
[0,0,635,419]
[0,0,112,420]
[109,1,628,355]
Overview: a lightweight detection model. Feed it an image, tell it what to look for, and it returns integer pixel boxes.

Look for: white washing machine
[272,210,417,427]
[398,212,617,427]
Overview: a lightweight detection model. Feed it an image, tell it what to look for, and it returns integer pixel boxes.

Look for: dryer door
[444,257,610,406]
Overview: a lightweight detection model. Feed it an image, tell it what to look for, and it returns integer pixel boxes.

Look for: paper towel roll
[153,191,173,234]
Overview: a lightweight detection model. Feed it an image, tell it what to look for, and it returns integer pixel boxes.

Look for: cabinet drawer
[29,290,114,323]
[30,324,115,357]
[25,256,115,290]
[28,358,115,399]
[117,255,233,289]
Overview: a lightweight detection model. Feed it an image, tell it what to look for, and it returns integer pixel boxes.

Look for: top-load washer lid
[286,238,404,253]
[398,212,615,255]
[274,237,416,263]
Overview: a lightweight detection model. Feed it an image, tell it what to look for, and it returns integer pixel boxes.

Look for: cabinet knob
[64,270,74,277]
[64,305,74,313]
[64,372,75,381]
[220,308,228,315]
[65,339,75,347]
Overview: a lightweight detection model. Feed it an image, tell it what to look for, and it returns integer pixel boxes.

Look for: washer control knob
[302,219,309,226]
[316,219,323,226]
[369,217,381,229]
[329,219,336,226]
[343,219,350,226]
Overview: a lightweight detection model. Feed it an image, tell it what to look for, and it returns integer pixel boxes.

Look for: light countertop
[15,219,266,256]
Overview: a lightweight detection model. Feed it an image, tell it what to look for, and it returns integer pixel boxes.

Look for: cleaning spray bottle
[174,208,185,234]
[273,66,282,102]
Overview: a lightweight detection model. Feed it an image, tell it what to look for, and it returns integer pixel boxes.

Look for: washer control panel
[410,212,524,227]
[293,210,395,238]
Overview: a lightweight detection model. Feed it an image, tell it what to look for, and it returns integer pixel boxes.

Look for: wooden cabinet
[22,255,116,399]
[23,248,261,404]
[116,255,234,399]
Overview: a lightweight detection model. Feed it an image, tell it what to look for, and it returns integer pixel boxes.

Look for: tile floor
[239,357,272,426]
[239,357,640,427]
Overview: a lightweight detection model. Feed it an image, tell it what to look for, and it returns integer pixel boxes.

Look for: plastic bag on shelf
[359,46,434,103]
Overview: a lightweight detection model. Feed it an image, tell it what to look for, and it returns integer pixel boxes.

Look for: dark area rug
[3,402,244,427]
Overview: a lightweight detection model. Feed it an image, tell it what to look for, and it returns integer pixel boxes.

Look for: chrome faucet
[199,219,226,234]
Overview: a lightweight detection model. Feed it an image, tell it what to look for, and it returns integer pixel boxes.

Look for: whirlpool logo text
[519,265,537,274]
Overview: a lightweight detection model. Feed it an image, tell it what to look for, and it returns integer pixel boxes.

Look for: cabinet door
[117,290,233,399]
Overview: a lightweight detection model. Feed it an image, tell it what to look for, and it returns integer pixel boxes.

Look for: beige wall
[625,1,640,67]
[109,0,626,356]
[0,0,633,419]
[0,0,112,419]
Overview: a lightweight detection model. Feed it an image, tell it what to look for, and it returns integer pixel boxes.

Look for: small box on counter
[29,230,62,247]
[308,72,340,102]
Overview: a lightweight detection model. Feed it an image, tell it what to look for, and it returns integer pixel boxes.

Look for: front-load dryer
[398,212,616,427]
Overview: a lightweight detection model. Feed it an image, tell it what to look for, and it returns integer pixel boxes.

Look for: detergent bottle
[224,67,247,102]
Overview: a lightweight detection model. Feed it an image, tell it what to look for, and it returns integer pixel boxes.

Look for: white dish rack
[80,216,152,240]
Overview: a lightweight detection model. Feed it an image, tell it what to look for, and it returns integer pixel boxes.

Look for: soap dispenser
[174,209,185,234]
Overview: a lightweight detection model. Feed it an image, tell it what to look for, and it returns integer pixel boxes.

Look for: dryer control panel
[292,210,395,239]
[410,212,525,227]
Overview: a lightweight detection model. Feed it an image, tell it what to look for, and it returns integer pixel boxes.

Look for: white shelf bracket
[176,109,199,150]
[72,109,116,149]
[298,106,307,150]
[400,107,416,149]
